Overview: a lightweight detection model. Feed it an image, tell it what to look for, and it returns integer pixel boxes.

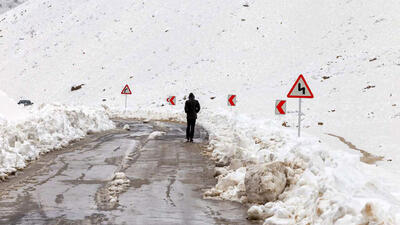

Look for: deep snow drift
[0,0,400,224]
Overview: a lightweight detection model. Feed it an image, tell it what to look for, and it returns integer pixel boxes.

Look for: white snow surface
[0,90,28,121]
[0,0,27,14]
[0,102,115,177]
[0,0,400,223]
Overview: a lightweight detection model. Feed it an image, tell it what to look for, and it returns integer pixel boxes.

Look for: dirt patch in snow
[327,133,384,164]
[360,202,387,224]
[71,84,84,91]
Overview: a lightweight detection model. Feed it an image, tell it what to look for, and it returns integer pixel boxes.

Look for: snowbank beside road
[109,107,400,224]
[0,103,115,178]
[201,112,400,224]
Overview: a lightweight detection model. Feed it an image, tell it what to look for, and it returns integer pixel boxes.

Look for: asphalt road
[0,120,258,225]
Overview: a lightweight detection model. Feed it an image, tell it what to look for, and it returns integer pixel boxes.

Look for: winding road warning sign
[287,74,314,98]
[121,84,132,95]
[121,84,132,112]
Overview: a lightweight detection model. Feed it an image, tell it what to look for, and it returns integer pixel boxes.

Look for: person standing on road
[184,93,200,142]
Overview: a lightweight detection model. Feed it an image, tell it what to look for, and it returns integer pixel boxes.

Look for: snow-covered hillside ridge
[110,107,400,224]
[0,0,26,14]
[0,93,115,177]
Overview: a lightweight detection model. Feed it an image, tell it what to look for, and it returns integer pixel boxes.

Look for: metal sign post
[287,74,314,138]
[298,98,301,137]
[125,95,128,112]
[121,84,132,112]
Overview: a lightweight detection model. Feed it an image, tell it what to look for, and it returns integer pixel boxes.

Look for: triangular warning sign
[121,84,132,95]
[287,74,314,98]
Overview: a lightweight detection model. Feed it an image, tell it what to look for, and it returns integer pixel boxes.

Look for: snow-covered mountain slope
[0,0,400,223]
[0,0,27,14]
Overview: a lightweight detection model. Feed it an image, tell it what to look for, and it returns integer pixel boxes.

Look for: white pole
[125,95,127,112]
[298,98,301,137]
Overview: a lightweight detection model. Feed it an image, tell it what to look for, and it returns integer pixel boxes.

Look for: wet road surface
[0,120,257,225]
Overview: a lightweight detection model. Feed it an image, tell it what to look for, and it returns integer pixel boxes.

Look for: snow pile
[204,166,246,201]
[200,111,400,224]
[122,124,130,130]
[110,107,400,224]
[96,171,130,210]
[147,131,166,140]
[108,172,130,204]
[0,103,114,178]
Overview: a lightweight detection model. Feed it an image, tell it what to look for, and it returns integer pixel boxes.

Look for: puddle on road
[55,193,64,204]
[327,133,384,164]
[129,178,150,189]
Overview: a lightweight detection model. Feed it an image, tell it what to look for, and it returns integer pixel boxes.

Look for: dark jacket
[185,97,200,120]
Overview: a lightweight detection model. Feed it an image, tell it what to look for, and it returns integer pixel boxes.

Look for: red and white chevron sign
[167,96,176,105]
[275,100,286,115]
[228,94,236,106]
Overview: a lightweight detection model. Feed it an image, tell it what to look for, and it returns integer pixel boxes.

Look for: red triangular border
[121,84,132,95]
[287,74,314,98]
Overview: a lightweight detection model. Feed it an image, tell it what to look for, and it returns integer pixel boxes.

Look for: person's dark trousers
[186,118,196,140]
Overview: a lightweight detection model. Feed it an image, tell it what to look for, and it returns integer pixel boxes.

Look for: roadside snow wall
[0,104,115,178]
[108,107,400,225]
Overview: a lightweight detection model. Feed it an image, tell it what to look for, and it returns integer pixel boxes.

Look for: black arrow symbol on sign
[298,83,305,94]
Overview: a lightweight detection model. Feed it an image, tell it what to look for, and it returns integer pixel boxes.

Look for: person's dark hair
[189,93,195,100]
